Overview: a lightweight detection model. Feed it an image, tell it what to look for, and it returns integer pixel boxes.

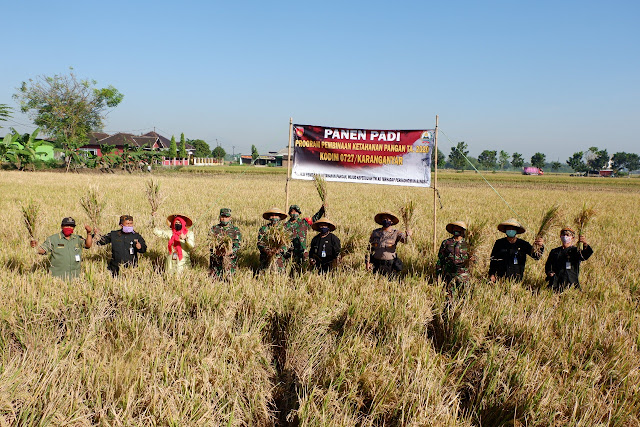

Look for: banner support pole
[433,115,439,252]
[285,117,293,211]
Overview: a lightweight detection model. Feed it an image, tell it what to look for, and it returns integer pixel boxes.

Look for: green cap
[219,208,232,217]
[289,205,301,214]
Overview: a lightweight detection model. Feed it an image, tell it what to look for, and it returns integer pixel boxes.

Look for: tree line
[1,69,227,172]
[436,142,639,175]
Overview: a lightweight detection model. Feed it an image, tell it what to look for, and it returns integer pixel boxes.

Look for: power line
[440,128,526,227]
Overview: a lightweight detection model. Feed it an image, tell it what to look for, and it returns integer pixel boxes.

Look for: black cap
[61,217,76,227]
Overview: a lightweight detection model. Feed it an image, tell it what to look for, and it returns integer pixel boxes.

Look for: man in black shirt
[545,227,593,291]
[309,219,340,273]
[489,218,544,282]
[96,215,147,276]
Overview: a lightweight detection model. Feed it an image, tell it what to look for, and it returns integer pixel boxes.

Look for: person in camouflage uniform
[283,204,325,268]
[257,207,289,272]
[209,208,242,277]
[437,221,472,294]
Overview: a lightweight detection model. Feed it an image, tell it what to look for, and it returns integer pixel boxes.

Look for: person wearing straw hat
[309,219,341,273]
[545,227,593,292]
[30,217,94,280]
[437,221,472,293]
[95,215,147,277]
[257,207,289,271]
[209,208,242,277]
[489,218,544,283]
[153,214,195,273]
[284,204,325,268]
[366,211,412,277]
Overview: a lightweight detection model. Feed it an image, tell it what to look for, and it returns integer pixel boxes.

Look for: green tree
[551,161,562,172]
[431,148,446,168]
[212,146,226,160]
[0,128,51,171]
[449,141,468,171]
[566,151,587,172]
[0,104,12,128]
[188,139,210,157]
[498,150,509,170]
[585,146,609,170]
[478,150,497,170]
[611,152,640,172]
[511,152,524,169]
[179,133,187,159]
[531,152,546,169]
[13,69,123,171]
[169,135,177,158]
[251,144,259,162]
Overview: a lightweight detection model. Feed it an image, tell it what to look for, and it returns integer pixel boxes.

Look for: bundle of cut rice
[399,200,415,241]
[21,200,40,240]
[145,179,165,227]
[210,232,233,256]
[263,224,291,267]
[533,205,561,256]
[573,204,597,250]
[79,186,105,239]
[209,232,234,270]
[313,174,328,217]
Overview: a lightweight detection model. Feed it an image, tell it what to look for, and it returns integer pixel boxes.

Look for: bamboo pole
[433,115,439,252]
[285,117,293,211]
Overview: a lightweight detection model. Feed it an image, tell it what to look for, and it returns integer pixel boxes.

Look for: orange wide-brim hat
[166,214,193,228]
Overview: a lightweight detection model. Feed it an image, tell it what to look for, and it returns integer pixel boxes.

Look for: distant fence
[192,157,224,166]
[162,158,189,166]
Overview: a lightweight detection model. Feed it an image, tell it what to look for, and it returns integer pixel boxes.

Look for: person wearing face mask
[284,204,325,269]
[153,214,195,273]
[209,208,242,277]
[257,207,289,271]
[366,211,412,277]
[95,215,147,276]
[488,218,544,283]
[30,217,93,279]
[309,219,341,273]
[545,227,593,292]
[437,221,473,294]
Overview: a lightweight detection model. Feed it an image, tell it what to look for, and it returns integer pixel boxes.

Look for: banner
[291,124,434,187]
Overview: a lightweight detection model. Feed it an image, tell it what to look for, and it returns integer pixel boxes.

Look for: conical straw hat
[262,207,288,220]
[446,221,468,234]
[497,218,525,234]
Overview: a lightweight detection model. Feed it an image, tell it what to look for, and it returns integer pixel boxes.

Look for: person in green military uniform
[283,204,325,268]
[30,217,94,279]
[209,208,242,278]
[437,221,473,295]
[257,207,289,272]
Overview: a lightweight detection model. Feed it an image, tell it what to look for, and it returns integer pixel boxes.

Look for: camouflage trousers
[210,255,238,277]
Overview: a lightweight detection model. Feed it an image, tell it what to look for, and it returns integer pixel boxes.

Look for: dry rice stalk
[313,174,328,217]
[209,232,234,270]
[79,186,105,238]
[399,200,416,237]
[574,203,597,250]
[533,205,561,256]
[145,179,166,227]
[21,200,40,240]
[340,225,367,256]
[466,220,487,270]
[263,224,291,268]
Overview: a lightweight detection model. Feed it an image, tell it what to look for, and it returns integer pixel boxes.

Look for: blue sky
[2,0,638,161]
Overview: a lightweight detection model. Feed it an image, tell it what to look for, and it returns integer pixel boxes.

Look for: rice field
[0,169,638,426]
